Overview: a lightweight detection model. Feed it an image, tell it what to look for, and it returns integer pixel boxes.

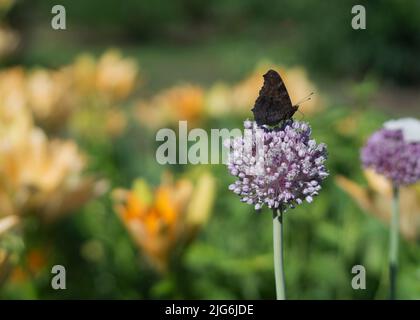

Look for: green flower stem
[389,185,399,300]
[273,208,286,300]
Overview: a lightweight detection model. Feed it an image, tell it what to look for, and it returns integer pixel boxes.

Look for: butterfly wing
[251,70,297,126]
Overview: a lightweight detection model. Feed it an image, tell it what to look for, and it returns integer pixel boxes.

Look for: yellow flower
[0,67,28,116]
[0,66,75,132]
[0,50,137,136]
[136,100,171,130]
[95,50,138,101]
[336,169,420,241]
[167,85,204,122]
[113,172,215,272]
[26,68,76,131]
[71,54,98,95]
[136,84,204,129]
[68,51,136,138]
[71,50,138,101]
[0,117,105,221]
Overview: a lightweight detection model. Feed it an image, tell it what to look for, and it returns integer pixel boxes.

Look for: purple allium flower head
[361,118,420,186]
[226,120,328,211]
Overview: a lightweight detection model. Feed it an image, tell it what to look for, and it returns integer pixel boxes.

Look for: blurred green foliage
[11,0,420,84]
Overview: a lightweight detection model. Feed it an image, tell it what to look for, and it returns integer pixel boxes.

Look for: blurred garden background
[0,0,419,299]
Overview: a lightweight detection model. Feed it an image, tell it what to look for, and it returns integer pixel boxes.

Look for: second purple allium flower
[361,117,420,300]
[361,118,420,186]
[227,119,328,211]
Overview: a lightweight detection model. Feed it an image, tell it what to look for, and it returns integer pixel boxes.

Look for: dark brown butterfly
[251,69,311,126]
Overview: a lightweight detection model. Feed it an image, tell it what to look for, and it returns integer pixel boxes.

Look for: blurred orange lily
[0,66,74,132]
[68,50,137,138]
[95,50,138,101]
[113,171,215,272]
[0,67,28,116]
[0,50,136,137]
[26,68,76,131]
[336,169,420,241]
[9,247,50,284]
[71,50,138,101]
[0,110,106,221]
[136,84,204,129]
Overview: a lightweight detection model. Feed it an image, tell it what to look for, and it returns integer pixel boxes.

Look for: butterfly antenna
[294,92,314,107]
